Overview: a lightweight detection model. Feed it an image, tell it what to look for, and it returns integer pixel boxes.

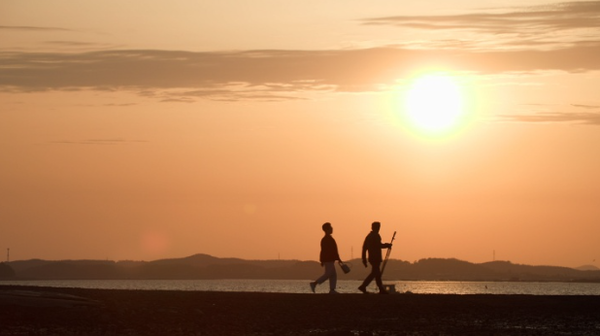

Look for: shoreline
[1,285,600,335]
[2,279,600,296]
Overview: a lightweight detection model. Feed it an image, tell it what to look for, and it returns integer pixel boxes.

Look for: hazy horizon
[5,252,599,270]
[2,0,599,269]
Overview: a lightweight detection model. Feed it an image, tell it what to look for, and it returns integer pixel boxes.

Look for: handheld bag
[339,261,351,274]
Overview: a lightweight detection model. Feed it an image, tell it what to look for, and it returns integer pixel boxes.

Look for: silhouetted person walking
[358,221,392,294]
[310,222,341,294]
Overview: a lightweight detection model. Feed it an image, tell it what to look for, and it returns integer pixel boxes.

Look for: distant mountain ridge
[576,264,600,271]
[4,254,600,282]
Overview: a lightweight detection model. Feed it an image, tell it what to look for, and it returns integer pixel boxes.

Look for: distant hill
[0,262,16,279]
[6,254,600,282]
[7,254,322,281]
[576,265,600,271]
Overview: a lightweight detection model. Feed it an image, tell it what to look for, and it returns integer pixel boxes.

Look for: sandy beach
[1,285,599,336]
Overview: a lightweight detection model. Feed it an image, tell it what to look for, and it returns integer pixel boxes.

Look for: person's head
[371,221,381,232]
[322,222,333,234]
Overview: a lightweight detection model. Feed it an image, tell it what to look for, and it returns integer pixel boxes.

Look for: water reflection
[394,281,600,295]
[2,279,600,295]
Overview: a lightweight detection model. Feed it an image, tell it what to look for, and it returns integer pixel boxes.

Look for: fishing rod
[380,231,396,276]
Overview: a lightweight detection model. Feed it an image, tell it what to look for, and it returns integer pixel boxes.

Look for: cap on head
[371,221,381,230]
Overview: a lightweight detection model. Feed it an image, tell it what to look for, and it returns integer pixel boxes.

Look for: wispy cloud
[361,1,600,50]
[571,103,600,109]
[42,41,118,52]
[501,111,600,125]
[363,1,600,31]
[2,46,600,97]
[159,97,195,103]
[50,138,148,145]
[2,1,599,100]
[2,2,599,126]
[103,103,137,107]
[0,25,75,32]
[45,41,98,46]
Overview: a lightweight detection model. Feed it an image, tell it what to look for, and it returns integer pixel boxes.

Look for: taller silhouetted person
[310,222,342,294]
[358,221,392,294]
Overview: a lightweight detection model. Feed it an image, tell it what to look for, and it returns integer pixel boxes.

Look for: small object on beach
[383,284,397,294]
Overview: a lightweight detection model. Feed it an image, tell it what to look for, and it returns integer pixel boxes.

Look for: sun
[401,73,467,137]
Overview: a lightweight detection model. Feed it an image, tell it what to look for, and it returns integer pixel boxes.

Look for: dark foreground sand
[1,285,600,336]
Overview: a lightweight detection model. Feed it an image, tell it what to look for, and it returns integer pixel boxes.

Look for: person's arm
[378,234,392,249]
[333,238,341,262]
[319,238,325,266]
[361,236,369,267]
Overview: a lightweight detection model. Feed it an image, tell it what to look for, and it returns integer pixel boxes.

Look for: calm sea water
[2,279,600,295]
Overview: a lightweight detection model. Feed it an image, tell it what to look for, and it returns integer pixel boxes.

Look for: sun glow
[402,73,468,137]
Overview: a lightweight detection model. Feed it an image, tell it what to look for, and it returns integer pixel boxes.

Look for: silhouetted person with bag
[358,221,392,294]
[310,222,341,294]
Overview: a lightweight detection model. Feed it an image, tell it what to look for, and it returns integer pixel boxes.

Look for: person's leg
[360,272,373,287]
[325,262,337,292]
[312,262,336,292]
[359,263,377,293]
[372,262,386,292]
[315,266,329,285]
[311,263,328,292]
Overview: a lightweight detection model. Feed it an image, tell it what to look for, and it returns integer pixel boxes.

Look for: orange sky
[1,0,600,268]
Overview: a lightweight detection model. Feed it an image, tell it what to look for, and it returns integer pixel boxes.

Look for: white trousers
[315,261,337,291]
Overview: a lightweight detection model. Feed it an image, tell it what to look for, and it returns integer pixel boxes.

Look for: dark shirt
[320,234,340,263]
[362,231,383,263]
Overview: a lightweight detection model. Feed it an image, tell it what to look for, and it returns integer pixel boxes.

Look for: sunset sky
[2,0,599,268]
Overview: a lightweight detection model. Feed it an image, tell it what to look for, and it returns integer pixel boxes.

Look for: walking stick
[380,231,396,276]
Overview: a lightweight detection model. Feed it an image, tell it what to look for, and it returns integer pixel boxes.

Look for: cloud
[45,41,99,46]
[2,45,600,97]
[50,138,148,145]
[501,111,600,125]
[103,103,136,107]
[363,1,600,31]
[361,1,600,49]
[571,103,600,109]
[0,48,411,96]
[1,3,598,127]
[159,97,195,103]
[0,25,75,32]
[1,1,599,102]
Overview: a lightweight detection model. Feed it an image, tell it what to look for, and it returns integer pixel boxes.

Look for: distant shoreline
[2,278,600,296]
[4,278,600,283]
[4,255,600,283]
[2,285,600,335]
